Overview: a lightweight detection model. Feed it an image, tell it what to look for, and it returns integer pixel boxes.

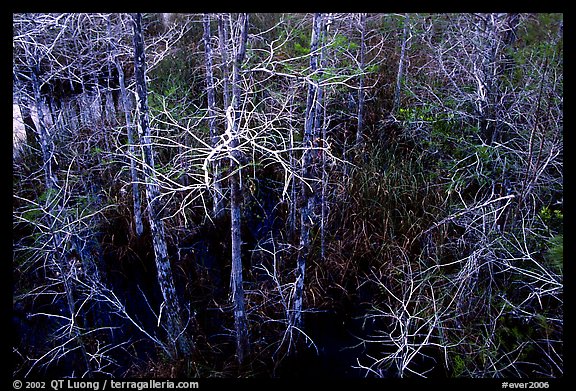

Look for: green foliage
[148,45,199,123]
[507,14,563,86]
[293,41,310,55]
[365,64,380,73]
[91,146,103,156]
[22,207,43,223]
[546,234,563,273]
[330,33,358,53]
[539,205,563,235]
[451,355,468,377]
[538,205,563,222]
[38,187,59,204]
[518,14,562,52]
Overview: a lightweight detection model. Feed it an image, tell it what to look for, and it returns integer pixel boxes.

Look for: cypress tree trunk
[203,14,225,219]
[218,13,232,110]
[318,15,329,261]
[131,12,192,356]
[229,12,250,365]
[293,12,323,330]
[104,16,117,127]
[288,91,298,238]
[111,14,144,238]
[115,56,144,238]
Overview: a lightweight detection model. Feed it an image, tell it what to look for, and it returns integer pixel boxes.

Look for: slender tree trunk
[66,97,80,132]
[91,76,110,151]
[293,12,323,330]
[393,13,409,115]
[111,13,144,238]
[218,14,232,109]
[115,56,144,238]
[311,16,326,219]
[320,78,329,260]
[131,13,192,356]
[288,91,297,238]
[203,14,225,219]
[228,12,250,365]
[104,16,117,127]
[317,16,329,261]
[48,93,64,144]
[355,13,367,146]
[320,108,328,261]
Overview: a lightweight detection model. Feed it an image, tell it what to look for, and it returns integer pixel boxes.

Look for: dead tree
[228,12,250,365]
[111,14,144,238]
[293,12,323,330]
[131,12,192,357]
[203,14,225,218]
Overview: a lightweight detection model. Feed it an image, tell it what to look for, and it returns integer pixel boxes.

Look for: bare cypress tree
[203,14,225,219]
[111,15,144,238]
[293,12,323,330]
[228,12,250,364]
[288,89,298,238]
[131,12,192,356]
[316,14,329,261]
[319,15,331,260]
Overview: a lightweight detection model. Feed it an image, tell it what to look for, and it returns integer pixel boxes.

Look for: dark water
[274,310,369,378]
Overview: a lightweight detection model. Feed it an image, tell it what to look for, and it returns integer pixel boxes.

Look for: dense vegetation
[12,13,562,379]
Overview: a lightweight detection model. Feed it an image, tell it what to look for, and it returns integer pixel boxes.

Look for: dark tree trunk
[288,91,298,238]
[115,57,144,238]
[229,12,250,365]
[104,16,117,127]
[293,12,323,330]
[218,13,232,110]
[131,12,192,357]
[203,14,225,219]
